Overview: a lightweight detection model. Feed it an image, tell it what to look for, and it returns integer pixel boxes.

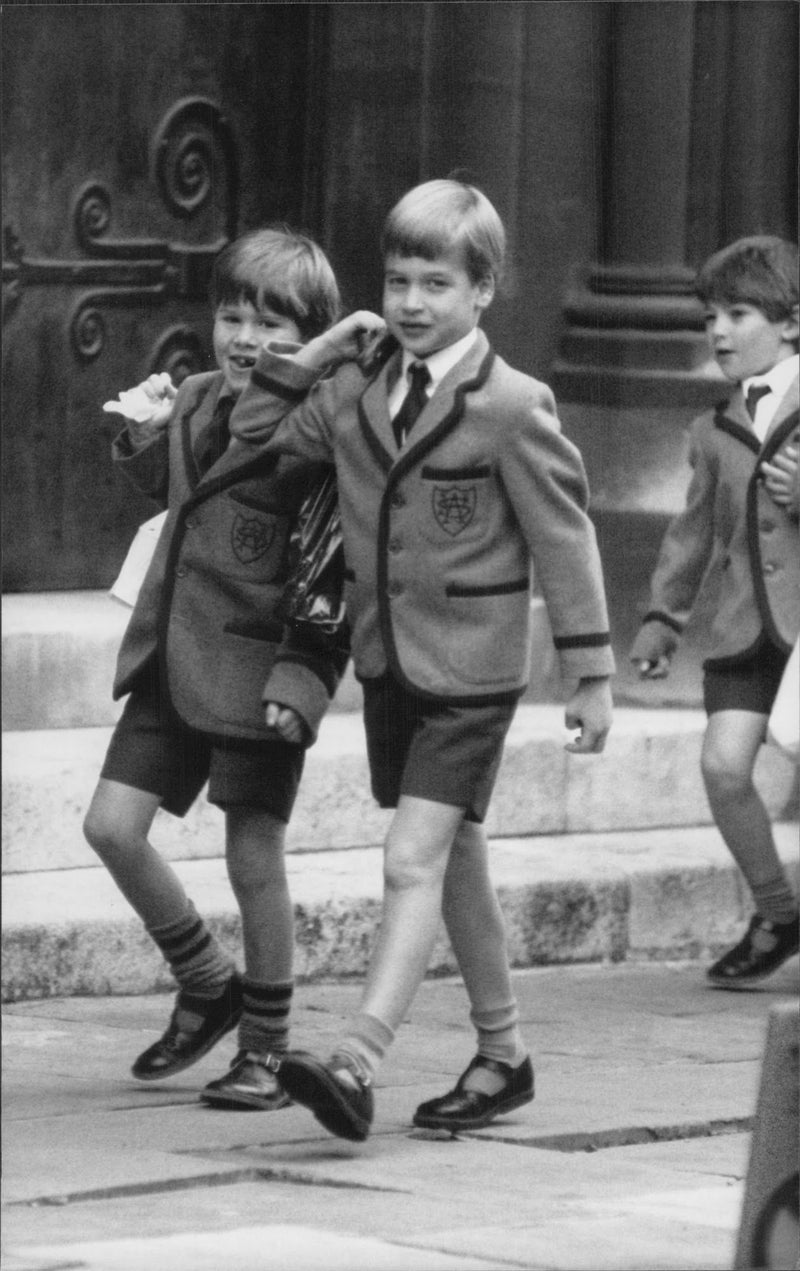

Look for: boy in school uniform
[231,179,615,1141]
[84,228,347,1110]
[631,235,799,988]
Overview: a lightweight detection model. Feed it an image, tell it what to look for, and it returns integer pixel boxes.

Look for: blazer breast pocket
[419,464,492,543]
[223,492,288,578]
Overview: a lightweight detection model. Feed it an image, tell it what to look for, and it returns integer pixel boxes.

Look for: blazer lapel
[762,375,799,449]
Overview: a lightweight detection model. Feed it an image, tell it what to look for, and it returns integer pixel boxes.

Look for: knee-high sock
[147,901,234,998]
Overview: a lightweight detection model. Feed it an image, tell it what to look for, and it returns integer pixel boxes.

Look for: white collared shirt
[741,353,798,443]
[387,328,479,420]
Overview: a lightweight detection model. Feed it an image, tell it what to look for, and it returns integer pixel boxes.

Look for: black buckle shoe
[131,974,243,1081]
[413,1054,534,1131]
[277,1050,374,1141]
[201,1050,291,1111]
[707,914,799,988]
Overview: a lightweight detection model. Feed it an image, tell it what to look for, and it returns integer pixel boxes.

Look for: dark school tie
[745,383,771,421]
[392,362,431,448]
[195,395,234,476]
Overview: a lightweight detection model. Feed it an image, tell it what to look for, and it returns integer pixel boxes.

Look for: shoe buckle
[264,1053,282,1075]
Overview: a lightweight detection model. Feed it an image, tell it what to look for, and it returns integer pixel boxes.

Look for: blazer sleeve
[498,384,615,681]
[261,625,351,746]
[111,426,170,504]
[630,422,716,660]
[231,346,339,463]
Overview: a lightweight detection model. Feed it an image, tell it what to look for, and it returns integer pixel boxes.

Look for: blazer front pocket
[214,624,282,731]
[442,581,531,685]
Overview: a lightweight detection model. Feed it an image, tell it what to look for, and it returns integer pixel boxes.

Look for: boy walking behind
[631,236,799,988]
[84,228,346,1110]
[232,180,615,1141]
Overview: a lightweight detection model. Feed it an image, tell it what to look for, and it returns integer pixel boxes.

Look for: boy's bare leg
[214,809,294,1087]
[85,778,237,1079]
[357,795,465,1028]
[84,778,190,925]
[225,809,293,981]
[441,819,527,1092]
[701,711,797,920]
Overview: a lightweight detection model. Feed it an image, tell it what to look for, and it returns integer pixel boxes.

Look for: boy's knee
[383,845,447,893]
[83,807,122,857]
[701,751,751,799]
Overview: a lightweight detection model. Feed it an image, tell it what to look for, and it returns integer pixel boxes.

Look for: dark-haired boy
[631,235,799,988]
[85,228,347,1107]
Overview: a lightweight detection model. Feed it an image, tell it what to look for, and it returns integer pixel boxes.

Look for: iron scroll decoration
[2,97,239,376]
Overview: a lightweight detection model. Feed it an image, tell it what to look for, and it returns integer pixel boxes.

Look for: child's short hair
[381,179,506,287]
[696,236,799,322]
[211,227,341,339]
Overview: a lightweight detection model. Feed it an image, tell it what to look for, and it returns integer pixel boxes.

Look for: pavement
[3,958,799,1271]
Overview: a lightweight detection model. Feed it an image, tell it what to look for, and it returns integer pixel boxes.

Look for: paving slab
[2,963,798,1271]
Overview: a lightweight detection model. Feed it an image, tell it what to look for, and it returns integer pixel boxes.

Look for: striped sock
[238,979,293,1057]
[147,902,234,999]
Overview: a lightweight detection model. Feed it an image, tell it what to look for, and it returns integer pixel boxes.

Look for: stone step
[2,822,797,1001]
[4,705,797,876]
[0,590,561,731]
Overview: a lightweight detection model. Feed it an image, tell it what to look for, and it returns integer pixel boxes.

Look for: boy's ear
[784,304,800,344]
[475,274,495,311]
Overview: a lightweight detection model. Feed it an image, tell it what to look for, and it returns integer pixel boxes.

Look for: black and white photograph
[2,2,798,1268]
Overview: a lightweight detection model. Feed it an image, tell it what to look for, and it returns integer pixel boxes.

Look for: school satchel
[279,468,348,647]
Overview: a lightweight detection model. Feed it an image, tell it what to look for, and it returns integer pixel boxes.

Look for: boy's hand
[760,446,799,510]
[636,655,671,679]
[297,311,387,371]
[564,676,612,754]
[264,701,307,745]
[104,373,176,446]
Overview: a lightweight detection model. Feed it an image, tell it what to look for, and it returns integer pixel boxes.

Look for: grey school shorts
[101,669,305,820]
[362,672,517,823]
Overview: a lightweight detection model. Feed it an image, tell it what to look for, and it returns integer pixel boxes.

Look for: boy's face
[382,249,494,360]
[704,302,799,383]
[213,298,302,395]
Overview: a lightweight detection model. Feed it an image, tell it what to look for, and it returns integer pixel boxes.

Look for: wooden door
[2,4,322,591]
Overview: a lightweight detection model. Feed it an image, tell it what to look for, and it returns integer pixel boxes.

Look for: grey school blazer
[631,374,800,669]
[231,328,615,704]
[111,370,342,742]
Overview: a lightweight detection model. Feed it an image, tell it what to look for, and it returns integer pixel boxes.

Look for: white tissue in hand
[103,386,161,423]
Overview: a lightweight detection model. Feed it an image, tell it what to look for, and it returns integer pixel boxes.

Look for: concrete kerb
[2,823,797,1003]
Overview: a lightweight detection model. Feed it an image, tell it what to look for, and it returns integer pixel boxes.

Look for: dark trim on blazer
[422,464,492,481]
[553,632,612,650]
[250,365,310,404]
[156,447,314,726]
[745,472,790,656]
[372,347,529,705]
[446,577,528,598]
[714,411,761,454]
[759,409,799,464]
[181,379,219,489]
[642,609,685,634]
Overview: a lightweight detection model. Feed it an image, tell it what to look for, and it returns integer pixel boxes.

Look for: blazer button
[185,517,196,529]
[387,580,404,596]
[176,566,188,578]
[391,492,406,508]
[763,562,777,575]
[388,537,402,553]
[759,519,775,533]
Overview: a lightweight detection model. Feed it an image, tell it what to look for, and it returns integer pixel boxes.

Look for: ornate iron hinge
[2,97,239,366]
